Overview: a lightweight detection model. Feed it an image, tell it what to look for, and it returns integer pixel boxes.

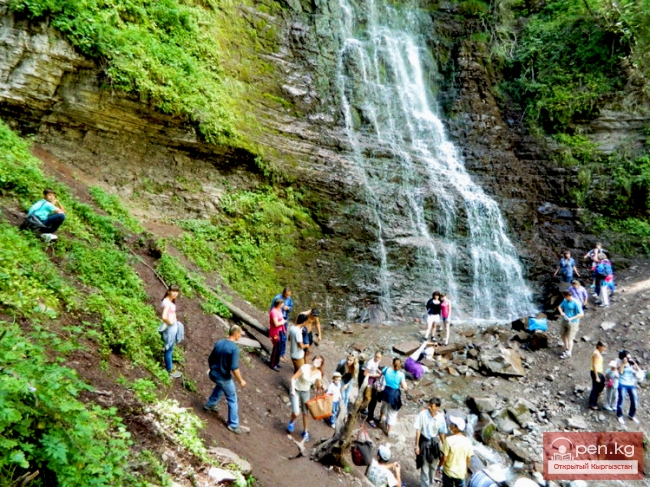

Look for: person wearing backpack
[594,253,614,308]
[21,188,66,242]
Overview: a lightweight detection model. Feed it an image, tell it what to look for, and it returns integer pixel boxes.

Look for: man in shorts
[557,290,583,359]
[288,320,308,372]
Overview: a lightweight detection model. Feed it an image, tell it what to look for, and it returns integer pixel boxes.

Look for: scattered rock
[208,447,252,475]
[529,332,549,350]
[601,321,616,331]
[467,396,498,414]
[500,437,533,463]
[479,347,526,377]
[393,340,422,356]
[207,467,236,482]
[508,401,533,428]
[435,343,465,356]
[448,366,460,376]
[545,374,554,382]
[494,410,519,435]
[566,415,589,430]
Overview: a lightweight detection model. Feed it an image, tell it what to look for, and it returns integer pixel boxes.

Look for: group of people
[588,343,644,425]
[553,244,615,308]
[424,291,452,345]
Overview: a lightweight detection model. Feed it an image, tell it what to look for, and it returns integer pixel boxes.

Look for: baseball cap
[377,445,391,462]
[448,415,466,431]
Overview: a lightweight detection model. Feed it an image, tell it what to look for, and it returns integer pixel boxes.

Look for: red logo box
[543,432,644,481]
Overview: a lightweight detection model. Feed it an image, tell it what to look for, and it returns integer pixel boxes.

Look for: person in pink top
[440,293,452,346]
[269,299,286,371]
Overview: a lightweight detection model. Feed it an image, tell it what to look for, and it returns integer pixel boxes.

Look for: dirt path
[35,147,363,487]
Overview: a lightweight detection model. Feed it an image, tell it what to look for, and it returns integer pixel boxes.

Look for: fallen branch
[287,435,308,459]
[126,248,168,288]
[310,377,370,466]
[13,471,39,487]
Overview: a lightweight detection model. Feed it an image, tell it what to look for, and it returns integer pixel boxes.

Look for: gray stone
[479,347,526,377]
[208,447,253,475]
[207,467,236,482]
[566,415,589,430]
[601,321,617,331]
[467,396,498,414]
[393,340,422,356]
[236,337,261,349]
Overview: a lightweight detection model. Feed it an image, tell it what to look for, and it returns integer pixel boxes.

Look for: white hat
[609,359,618,368]
[448,415,466,431]
[377,445,391,462]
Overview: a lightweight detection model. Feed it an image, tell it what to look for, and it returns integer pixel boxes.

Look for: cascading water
[336,0,536,322]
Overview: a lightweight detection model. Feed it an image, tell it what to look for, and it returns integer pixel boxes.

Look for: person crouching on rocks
[287,355,324,442]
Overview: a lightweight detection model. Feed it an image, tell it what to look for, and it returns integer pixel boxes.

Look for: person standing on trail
[425,291,442,341]
[270,288,293,363]
[268,298,286,371]
[557,291,583,359]
[335,354,359,409]
[588,341,607,410]
[594,253,614,308]
[603,359,619,412]
[159,285,185,378]
[377,357,407,437]
[616,351,642,425]
[287,355,325,442]
[553,250,579,283]
[569,280,589,311]
[203,325,247,435]
[414,397,447,487]
[438,416,473,487]
[365,351,383,425]
[21,188,66,242]
[296,308,322,359]
[288,320,308,372]
[440,293,452,346]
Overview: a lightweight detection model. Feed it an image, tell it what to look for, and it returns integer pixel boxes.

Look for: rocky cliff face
[0,0,643,320]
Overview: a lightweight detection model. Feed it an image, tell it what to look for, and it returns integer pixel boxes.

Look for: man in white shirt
[414,397,447,487]
[288,321,308,372]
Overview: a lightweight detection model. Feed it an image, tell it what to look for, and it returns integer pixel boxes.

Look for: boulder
[393,340,422,356]
[480,421,498,445]
[494,412,519,435]
[236,337,261,349]
[529,331,549,350]
[435,343,465,356]
[511,317,528,332]
[208,447,253,475]
[207,467,236,482]
[467,396,498,414]
[508,401,534,428]
[479,347,526,377]
[500,438,533,463]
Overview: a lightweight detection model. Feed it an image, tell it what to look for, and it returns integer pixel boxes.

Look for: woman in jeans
[160,285,184,378]
[365,351,383,427]
[287,355,324,442]
[588,341,607,410]
[377,357,407,436]
[336,354,359,410]
[617,351,642,425]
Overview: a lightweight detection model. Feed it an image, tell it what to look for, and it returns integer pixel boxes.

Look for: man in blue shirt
[23,188,66,241]
[270,287,293,363]
[204,325,247,434]
[557,291,583,359]
[553,251,580,283]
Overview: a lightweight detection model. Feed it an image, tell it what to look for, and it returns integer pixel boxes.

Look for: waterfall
[335,0,535,322]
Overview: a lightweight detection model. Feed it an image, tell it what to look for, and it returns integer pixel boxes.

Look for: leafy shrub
[89,186,144,233]
[0,223,75,317]
[0,323,134,486]
[175,187,320,307]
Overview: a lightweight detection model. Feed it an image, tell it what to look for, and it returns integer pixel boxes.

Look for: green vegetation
[0,120,253,484]
[90,186,144,233]
[8,0,284,152]
[175,187,320,307]
[0,323,136,486]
